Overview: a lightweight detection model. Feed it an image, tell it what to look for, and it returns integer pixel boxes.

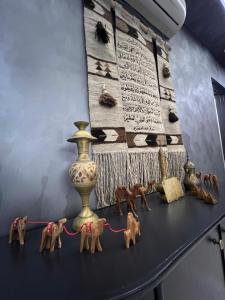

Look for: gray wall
[0,0,93,236]
[0,0,225,237]
[170,29,225,181]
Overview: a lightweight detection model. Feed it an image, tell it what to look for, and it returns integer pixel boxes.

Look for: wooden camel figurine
[39,218,67,253]
[204,173,219,191]
[80,218,106,254]
[192,185,218,205]
[204,174,212,186]
[115,184,141,217]
[124,212,141,249]
[138,180,156,211]
[9,216,28,246]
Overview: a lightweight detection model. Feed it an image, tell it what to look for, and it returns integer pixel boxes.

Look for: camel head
[57,218,67,229]
[23,216,28,223]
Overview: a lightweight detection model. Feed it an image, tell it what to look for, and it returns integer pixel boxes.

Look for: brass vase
[67,121,98,231]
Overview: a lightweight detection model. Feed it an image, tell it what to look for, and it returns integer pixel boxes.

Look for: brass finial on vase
[67,121,98,231]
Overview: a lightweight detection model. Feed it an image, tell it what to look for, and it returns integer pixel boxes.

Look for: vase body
[67,121,98,231]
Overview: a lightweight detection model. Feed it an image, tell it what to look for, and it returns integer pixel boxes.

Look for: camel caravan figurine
[9,216,28,246]
[80,218,106,254]
[124,212,141,249]
[39,218,67,253]
[115,180,156,217]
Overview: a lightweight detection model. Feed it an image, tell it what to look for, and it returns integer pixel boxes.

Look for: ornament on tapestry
[99,84,117,107]
[128,26,138,39]
[168,106,179,123]
[140,22,149,34]
[111,0,116,9]
[84,0,95,10]
[162,63,171,78]
[95,22,110,44]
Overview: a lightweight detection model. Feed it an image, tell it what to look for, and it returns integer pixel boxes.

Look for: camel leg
[128,199,138,218]
[18,229,24,246]
[140,194,144,209]
[125,236,130,249]
[116,196,123,216]
[96,237,102,252]
[39,232,46,252]
[58,235,62,249]
[8,226,13,244]
[132,235,136,246]
[143,194,151,211]
[50,235,57,252]
[80,232,86,253]
[85,236,89,250]
[91,236,97,254]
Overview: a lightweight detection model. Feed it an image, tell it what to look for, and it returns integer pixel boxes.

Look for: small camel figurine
[192,185,218,205]
[138,180,156,211]
[115,184,140,217]
[9,216,28,246]
[204,174,212,186]
[80,218,106,254]
[211,175,219,191]
[203,173,219,191]
[39,218,67,253]
[124,212,141,249]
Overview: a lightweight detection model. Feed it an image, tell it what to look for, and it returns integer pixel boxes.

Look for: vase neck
[77,139,90,161]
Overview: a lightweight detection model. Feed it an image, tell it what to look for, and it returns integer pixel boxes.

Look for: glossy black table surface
[1,188,225,300]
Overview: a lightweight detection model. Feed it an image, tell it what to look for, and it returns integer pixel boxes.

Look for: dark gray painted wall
[0,1,225,237]
[0,0,93,236]
[170,28,225,182]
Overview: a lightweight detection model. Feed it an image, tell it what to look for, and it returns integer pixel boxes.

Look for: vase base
[72,211,99,231]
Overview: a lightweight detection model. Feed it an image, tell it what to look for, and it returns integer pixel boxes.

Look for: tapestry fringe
[168,150,186,182]
[93,151,130,208]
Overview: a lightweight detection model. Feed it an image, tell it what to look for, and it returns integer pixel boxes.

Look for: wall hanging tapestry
[83,0,186,208]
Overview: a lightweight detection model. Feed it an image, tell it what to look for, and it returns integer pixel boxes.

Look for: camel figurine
[211,175,219,191]
[192,185,218,205]
[204,192,218,205]
[80,218,106,254]
[124,212,141,249]
[9,216,28,246]
[138,180,156,211]
[203,173,219,191]
[204,173,212,186]
[115,184,140,217]
[39,218,67,253]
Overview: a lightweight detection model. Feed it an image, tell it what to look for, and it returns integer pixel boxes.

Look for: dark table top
[1,185,225,300]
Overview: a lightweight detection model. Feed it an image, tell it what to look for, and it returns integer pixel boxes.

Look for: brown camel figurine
[115,184,140,217]
[124,212,141,249]
[203,173,219,191]
[192,185,218,205]
[211,175,219,191]
[39,218,67,253]
[9,216,28,246]
[138,180,156,211]
[80,218,106,254]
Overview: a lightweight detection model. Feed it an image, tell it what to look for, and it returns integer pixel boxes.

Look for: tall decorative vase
[67,121,98,231]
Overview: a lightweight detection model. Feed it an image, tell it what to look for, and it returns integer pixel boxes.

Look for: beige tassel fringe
[93,148,186,208]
